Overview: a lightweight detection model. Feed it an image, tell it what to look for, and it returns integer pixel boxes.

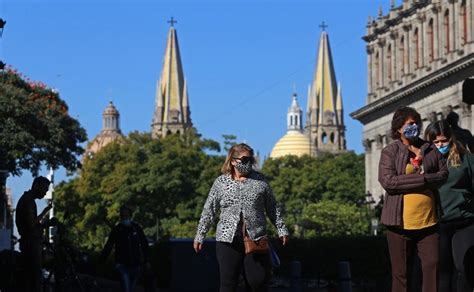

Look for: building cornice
[351,53,474,124]
[363,0,430,43]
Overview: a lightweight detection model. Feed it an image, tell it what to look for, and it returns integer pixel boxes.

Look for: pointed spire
[311,30,338,125]
[288,92,303,132]
[336,83,343,111]
[152,20,193,137]
[390,0,395,9]
[378,5,383,18]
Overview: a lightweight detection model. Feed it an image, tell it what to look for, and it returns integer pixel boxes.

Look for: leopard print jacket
[194,171,288,243]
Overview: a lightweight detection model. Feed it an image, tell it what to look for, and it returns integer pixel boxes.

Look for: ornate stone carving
[461,102,472,117]
[428,111,438,122]
[363,138,372,152]
[375,134,384,149]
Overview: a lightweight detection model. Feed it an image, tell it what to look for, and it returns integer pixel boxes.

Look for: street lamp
[0,18,6,37]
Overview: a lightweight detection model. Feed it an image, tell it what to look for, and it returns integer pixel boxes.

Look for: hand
[193,241,203,253]
[280,235,289,246]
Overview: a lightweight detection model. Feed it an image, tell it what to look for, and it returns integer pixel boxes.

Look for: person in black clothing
[15,176,52,292]
[100,205,150,292]
[446,111,474,152]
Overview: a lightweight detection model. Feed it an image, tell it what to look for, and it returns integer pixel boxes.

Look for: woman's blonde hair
[221,143,255,174]
[424,119,468,167]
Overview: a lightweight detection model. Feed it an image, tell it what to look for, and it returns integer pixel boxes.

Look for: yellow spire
[160,26,185,123]
[311,30,338,125]
[336,82,342,111]
[152,19,193,137]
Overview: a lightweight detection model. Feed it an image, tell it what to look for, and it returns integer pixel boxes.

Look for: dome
[104,101,119,115]
[270,131,312,158]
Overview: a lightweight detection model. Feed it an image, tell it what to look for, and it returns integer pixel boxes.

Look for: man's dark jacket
[100,222,149,266]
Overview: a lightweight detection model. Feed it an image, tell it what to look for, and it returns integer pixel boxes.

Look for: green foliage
[261,152,366,237]
[222,134,237,152]
[54,130,224,251]
[0,67,87,176]
[300,200,370,237]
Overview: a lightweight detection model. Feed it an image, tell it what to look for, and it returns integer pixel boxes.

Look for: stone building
[270,93,312,158]
[152,22,193,138]
[305,30,346,156]
[85,101,125,157]
[351,0,474,202]
[270,29,347,158]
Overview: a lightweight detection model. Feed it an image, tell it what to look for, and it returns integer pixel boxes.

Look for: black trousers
[19,238,43,292]
[439,219,474,292]
[216,237,271,292]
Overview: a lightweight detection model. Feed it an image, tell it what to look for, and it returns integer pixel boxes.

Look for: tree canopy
[260,152,366,237]
[54,130,224,250]
[0,67,87,176]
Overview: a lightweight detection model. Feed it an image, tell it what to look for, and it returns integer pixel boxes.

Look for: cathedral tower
[86,101,125,157]
[305,28,346,155]
[270,93,311,158]
[152,19,192,138]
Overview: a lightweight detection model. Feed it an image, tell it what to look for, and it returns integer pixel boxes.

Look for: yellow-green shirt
[402,162,437,230]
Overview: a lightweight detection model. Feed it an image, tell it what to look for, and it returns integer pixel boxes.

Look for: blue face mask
[403,124,419,140]
[437,144,450,155]
[121,219,132,226]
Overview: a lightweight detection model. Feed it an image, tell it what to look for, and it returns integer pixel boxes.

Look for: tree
[222,134,237,152]
[300,200,370,237]
[261,152,366,237]
[54,130,224,251]
[0,67,87,176]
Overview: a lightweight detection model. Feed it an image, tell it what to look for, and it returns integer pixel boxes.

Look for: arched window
[462,1,468,46]
[387,44,392,81]
[375,52,380,88]
[322,132,327,144]
[428,19,435,62]
[400,37,405,75]
[330,133,335,143]
[444,10,450,53]
[290,116,293,126]
[414,28,420,69]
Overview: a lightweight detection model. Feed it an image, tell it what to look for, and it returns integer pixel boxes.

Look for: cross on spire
[319,21,328,31]
[167,17,177,27]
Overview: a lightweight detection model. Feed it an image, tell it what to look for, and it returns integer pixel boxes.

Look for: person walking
[194,143,289,292]
[99,205,150,292]
[425,120,474,292]
[378,106,448,292]
[16,176,53,292]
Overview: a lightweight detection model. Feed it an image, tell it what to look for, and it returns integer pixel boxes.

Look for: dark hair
[424,119,466,167]
[120,205,132,215]
[391,106,422,140]
[446,111,460,128]
[32,176,51,190]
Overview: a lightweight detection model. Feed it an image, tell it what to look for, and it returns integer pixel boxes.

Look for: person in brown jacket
[378,106,448,292]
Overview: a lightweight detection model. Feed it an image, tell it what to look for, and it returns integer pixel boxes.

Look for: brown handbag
[242,223,269,254]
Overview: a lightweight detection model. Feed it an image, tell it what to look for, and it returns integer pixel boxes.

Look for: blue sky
[2,0,397,207]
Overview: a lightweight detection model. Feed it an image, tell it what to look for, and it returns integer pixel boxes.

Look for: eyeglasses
[233,156,253,164]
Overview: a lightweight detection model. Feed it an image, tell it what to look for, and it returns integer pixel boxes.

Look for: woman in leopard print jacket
[194,143,289,292]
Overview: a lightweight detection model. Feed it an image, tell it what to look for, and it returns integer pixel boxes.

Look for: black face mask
[234,161,253,175]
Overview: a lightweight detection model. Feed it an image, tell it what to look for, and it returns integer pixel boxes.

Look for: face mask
[121,219,132,226]
[234,161,253,175]
[437,144,450,155]
[403,124,419,140]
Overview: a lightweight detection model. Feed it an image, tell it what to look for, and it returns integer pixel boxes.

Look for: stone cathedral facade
[351,0,474,202]
[152,24,193,138]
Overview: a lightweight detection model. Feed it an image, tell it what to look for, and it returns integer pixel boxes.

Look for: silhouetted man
[100,205,150,292]
[16,176,52,292]
[447,111,474,152]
